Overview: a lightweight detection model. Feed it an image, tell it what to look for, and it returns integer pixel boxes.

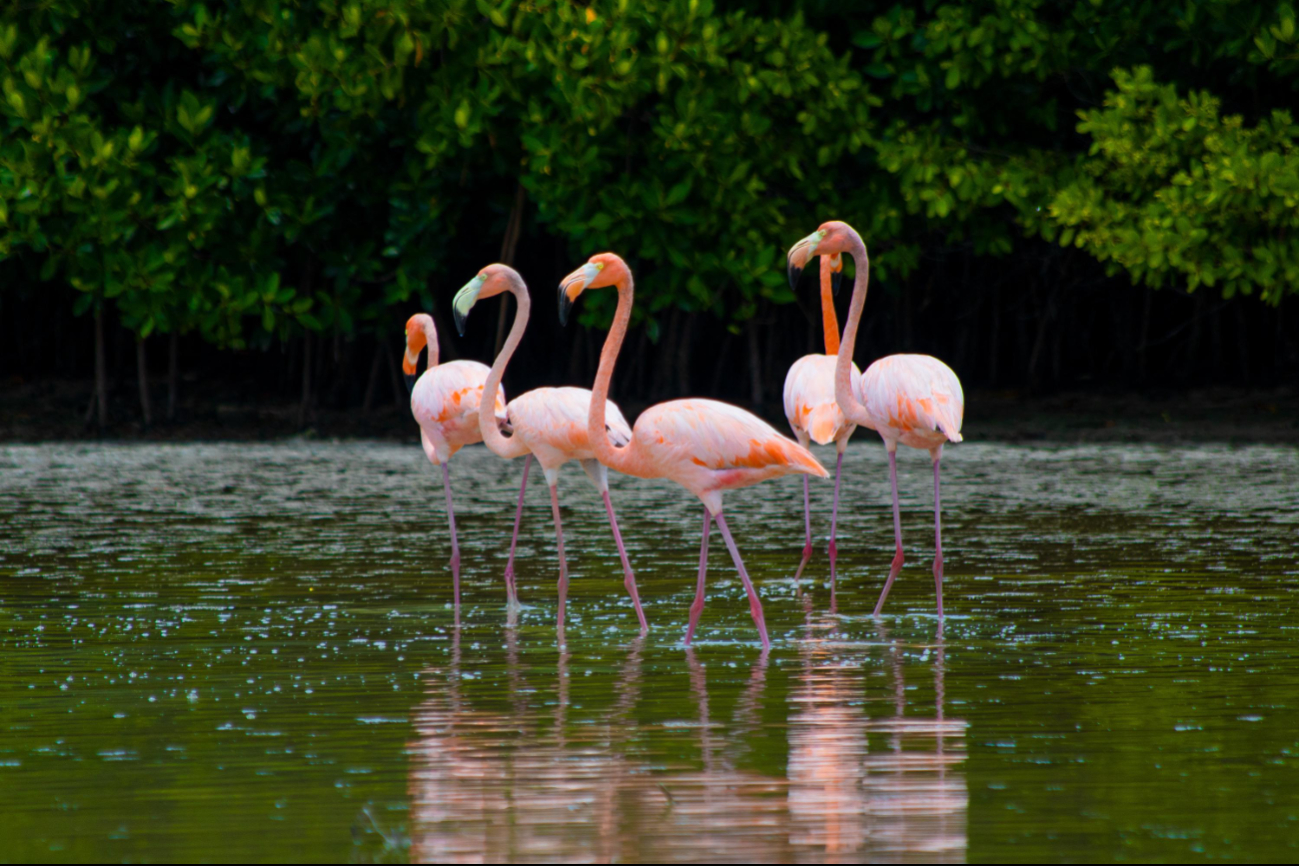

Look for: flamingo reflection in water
[407,620,966,863]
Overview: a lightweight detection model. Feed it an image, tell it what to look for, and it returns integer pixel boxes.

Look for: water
[1,440,1297,863]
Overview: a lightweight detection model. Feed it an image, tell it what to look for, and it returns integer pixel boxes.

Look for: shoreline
[2,380,1296,445]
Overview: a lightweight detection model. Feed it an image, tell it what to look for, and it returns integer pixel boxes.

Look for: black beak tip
[831,270,843,297]
[787,263,803,294]
[404,373,416,395]
[558,288,573,327]
[453,308,468,338]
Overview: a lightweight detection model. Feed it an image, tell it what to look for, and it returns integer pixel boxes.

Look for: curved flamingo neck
[834,229,870,424]
[820,256,840,356]
[424,319,439,368]
[588,274,641,477]
[480,278,530,455]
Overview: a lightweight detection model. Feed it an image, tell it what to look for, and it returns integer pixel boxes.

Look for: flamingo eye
[595,262,605,271]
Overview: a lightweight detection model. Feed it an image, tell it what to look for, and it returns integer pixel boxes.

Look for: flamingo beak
[558,262,600,326]
[786,230,822,292]
[829,253,843,297]
[402,334,418,393]
[452,274,486,337]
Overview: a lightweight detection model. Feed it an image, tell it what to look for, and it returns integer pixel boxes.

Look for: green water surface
[1,441,1296,863]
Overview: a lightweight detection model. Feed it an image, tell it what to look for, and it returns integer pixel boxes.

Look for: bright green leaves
[1051,67,1299,304]
[175,91,215,137]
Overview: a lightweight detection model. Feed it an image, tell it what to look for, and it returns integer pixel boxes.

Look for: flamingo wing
[507,386,633,453]
[413,360,503,425]
[859,354,964,443]
[637,399,827,477]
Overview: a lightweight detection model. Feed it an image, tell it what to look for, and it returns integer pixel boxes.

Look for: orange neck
[820,256,840,356]
[588,275,643,478]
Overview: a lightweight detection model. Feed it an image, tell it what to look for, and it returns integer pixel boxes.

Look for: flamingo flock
[406,220,965,645]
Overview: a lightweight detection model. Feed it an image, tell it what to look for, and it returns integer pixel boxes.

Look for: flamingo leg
[502,454,532,606]
[685,508,712,645]
[549,483,568,632]
[712,512,771,650]
[829,449,844,591]
[873,448,904,617]
[932,450,945,618]
[792,476,813,586]
[440,462,461,616]
[602,490,648,633]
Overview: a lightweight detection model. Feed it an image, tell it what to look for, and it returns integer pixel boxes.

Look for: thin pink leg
[440,462,461,618]
[829,449,844,592]
[685,508,711,645]
[932,451,945,618]
[549,483,568,632]
[712,512,771,650]
[873,448,904,617]
[602,490,648,633]
[792,475,813,586]
[502,455,532,605]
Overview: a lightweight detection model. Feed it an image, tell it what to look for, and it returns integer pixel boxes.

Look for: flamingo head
[558,252,628,326]
[786,221,855,293]
[403,313,435,392]
[452,263,521,337]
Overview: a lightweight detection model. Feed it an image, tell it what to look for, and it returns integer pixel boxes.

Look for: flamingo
[403,312,506,612]
[559,253,828,649]
[787,221,964,617]
[450,263,648,633]
[783,251,863,591]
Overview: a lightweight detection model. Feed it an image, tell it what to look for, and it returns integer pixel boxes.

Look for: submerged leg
[440,462,461,617]
[793,475,814,586]
[932,448,945,618]
[873,447,904,617]
[712,512,771,650]
[549,483,568,632]
[685,508,712,645]
[829,449,845,593]
[502,455,532,606]
[602,490,649,633]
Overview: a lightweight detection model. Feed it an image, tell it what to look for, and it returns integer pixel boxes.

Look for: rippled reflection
[408,609,966,863]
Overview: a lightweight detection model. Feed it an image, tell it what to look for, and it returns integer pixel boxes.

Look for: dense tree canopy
[1,0,1296,427]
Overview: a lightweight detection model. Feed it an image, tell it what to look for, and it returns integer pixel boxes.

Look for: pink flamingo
[403,313,506,611]
[782,252,862,590]
[787,222,964,617]
[451,264,648,633]
[559,253,828,649]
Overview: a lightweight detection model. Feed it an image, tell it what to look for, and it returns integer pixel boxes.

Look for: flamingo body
[627,398,826,515]
[411,359,506,464]
[505,386,632,485]
[855,354,964,451]
[784,354,862,447]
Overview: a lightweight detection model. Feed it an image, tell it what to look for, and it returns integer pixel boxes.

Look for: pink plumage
[855,354,964,451]
[631,398,827,514]
[411,359,506,463]
[505,386,632,475]
[784,354,861,447]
